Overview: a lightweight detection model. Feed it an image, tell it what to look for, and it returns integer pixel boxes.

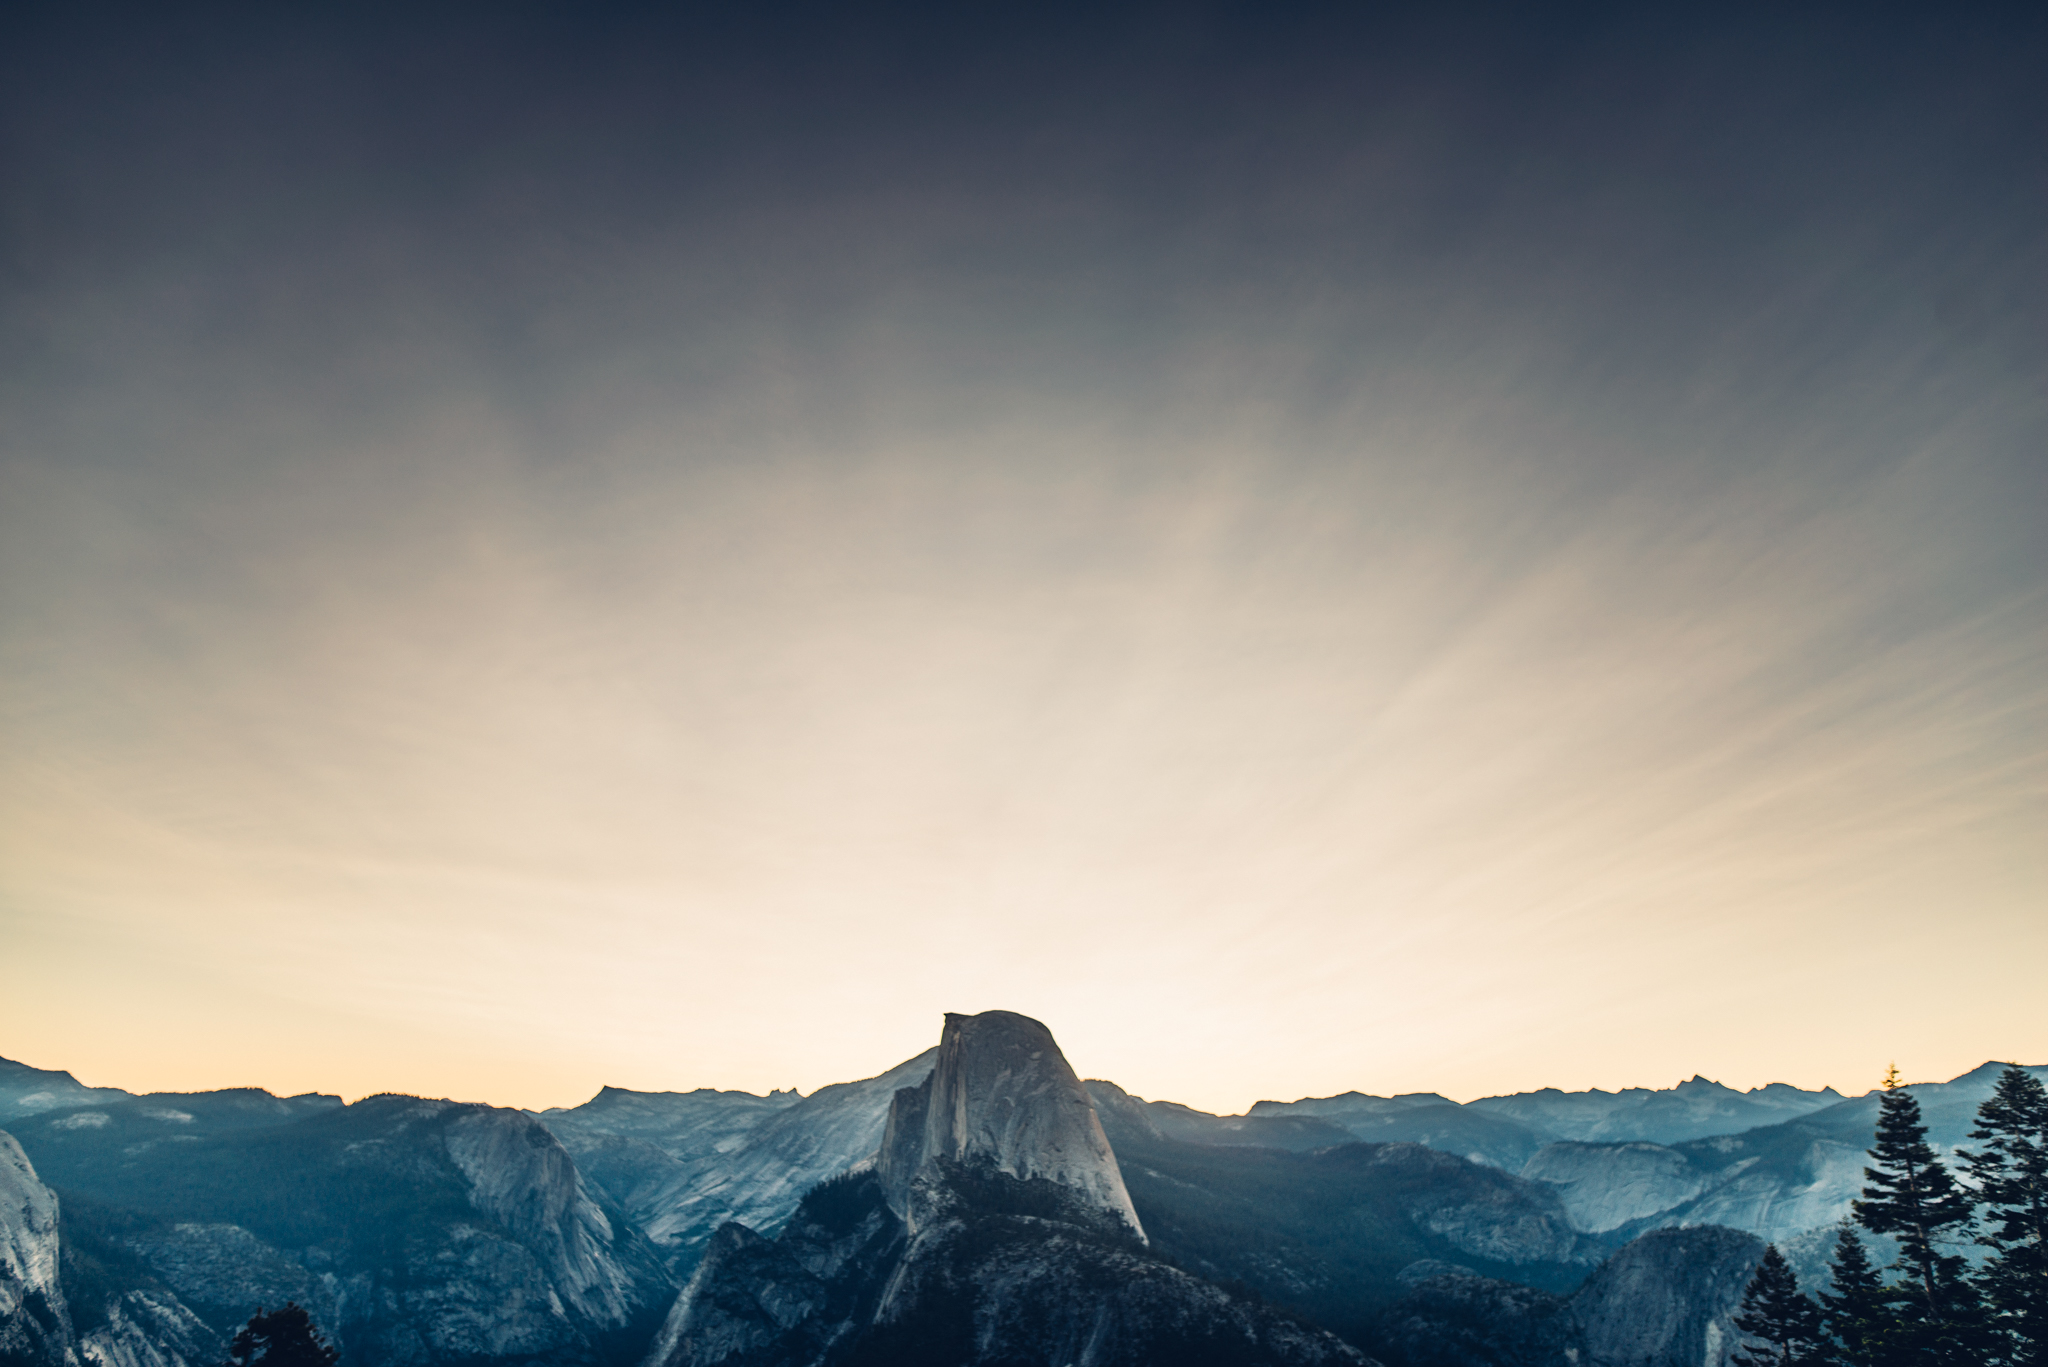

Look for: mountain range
[1,1036,2037,1366]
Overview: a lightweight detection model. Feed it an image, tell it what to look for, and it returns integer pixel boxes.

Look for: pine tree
[1961,1066,2048,1366]
[222,1303,339,1367]
[1853,1065,1986,1366]
[1734,1243,1827,1365]
[1818,1224,1891,1367]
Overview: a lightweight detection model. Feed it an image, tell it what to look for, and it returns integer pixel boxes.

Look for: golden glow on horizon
[7,0,2043,1122]
[3,386,2042,1115]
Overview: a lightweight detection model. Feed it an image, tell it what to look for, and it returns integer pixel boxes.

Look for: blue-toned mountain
[0,1057,132,1126]
[6,1088,674,1367]
[538,1052,938,1279]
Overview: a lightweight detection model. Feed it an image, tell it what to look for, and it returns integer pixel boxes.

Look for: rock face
[545,1052,937,1278]
[1088,1090,1603,1351]
[76,1291,222,1367]
[443,1106,654,1327]
[646,1011,1366,1367]
[14,1039,2023,1367]
[537,1088,804,1150]
[637,1175,905,1367]
[854,1168,1366,1367]
[1350,1146,1586,1269]
[1,1131,75,1366]
[1518,1142,1710,1233]
[1572,1226,1762,1367]
[9,1091,675,1367]
[1515,1064,2048,1248]
[878,1012,1142,1240]
[1376,1225,1766,1367]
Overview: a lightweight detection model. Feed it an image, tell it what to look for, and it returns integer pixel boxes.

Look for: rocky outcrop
[1377,1224,1765,1367]
[9,1091,675,1367]
[550,1052,937,1278]
[855,1167,1368,1367]
[77,1291,221,1367]
[445,1107,653,1326]
[1333,1145,1589,1268]
[1572,1226,1762,1367]
[537,1088,803,1154]
[1609,1135,1868,1244]
[534,1085,805,1273]
[645,1012,1366,1367]
[1091,1112,1605,1351]
[1518,1142,1710,1233]
[1509,1063,2048,1255]
[118,1222,322,1331]
[637,1175,904,1367]
[15,1042,2019,1367]
[879,1012,1142,1240]
[1,1131,75,1365]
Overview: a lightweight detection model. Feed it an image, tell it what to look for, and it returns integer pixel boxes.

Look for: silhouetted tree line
[1732,1064,2047,1366]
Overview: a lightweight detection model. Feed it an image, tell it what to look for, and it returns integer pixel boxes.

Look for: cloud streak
[2,2,2042,1111]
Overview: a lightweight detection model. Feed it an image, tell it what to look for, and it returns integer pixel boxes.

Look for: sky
[2,2,2043,1116]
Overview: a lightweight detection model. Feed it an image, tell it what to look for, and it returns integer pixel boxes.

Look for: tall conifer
[1819,1225,1890,1367]
[1856,1067,1976,1297]
[1853,1066,1985,1365]
[1734,1244,1827,1365]
[1962,1066,2048,1365]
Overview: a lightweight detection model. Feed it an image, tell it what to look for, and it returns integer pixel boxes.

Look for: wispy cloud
[2,3,2041,1110]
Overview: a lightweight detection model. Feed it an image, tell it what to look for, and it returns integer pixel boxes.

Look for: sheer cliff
[544,1052,937,1279]
[878,1012,1141,1240]
[2,1131,75,1366]
[644,1011,1366,1367]
[9,1092,675,1367]
[1377,1225,1766,1367]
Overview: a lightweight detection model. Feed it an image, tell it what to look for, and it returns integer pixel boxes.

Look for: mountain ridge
[644,1010,1367,1367]
[3,1046,2040,1367]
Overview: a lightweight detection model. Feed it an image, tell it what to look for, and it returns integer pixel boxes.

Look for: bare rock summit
[878,1010,1143,1240]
